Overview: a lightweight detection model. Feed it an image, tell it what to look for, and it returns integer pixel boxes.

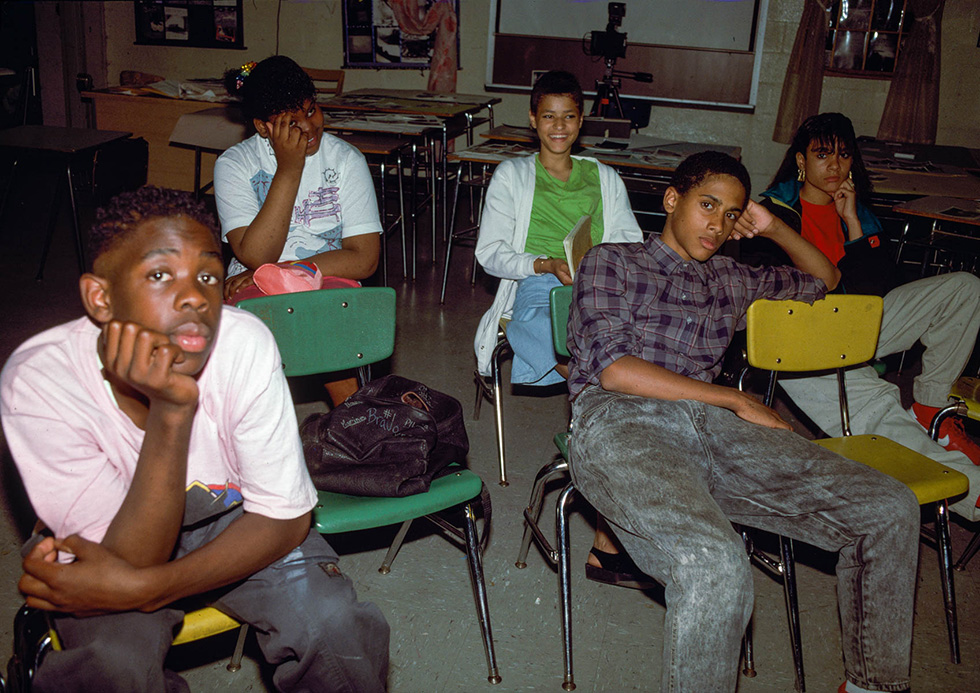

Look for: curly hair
[530,70,584,115]
[87,186,220,270]
[670,151,751,206]
[770,112,873,201]
[225,55,316,122]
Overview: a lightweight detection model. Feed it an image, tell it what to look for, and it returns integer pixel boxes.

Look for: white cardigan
[473,154,643,375]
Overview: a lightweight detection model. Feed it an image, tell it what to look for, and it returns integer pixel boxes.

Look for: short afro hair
[226,55,315,122]
[670,151,751,206]
[530,70,584,115]
[86,186,220,271]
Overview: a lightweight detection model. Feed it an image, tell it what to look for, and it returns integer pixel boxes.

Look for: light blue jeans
[570,386,919,693]
[507,273,566,386]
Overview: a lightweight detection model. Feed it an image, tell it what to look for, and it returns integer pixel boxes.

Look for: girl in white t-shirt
[215,56,383,403]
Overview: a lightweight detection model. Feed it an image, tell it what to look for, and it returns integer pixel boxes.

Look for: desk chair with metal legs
[927,377,980,570]
[238,288,501,684]
[742,295,970,684]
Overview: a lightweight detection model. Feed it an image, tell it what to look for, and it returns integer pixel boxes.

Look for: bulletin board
[486,0,768,111]
[134,0,245,50]
[344,0,460,69]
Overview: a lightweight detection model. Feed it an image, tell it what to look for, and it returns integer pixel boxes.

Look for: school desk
[0,125,132,279]
[320,89,501,243]
[82,89,232,191]
[892,196,980,275]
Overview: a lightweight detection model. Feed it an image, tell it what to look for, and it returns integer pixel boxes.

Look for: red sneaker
[911,402,980,465]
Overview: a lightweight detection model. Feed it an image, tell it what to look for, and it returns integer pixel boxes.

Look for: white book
[562,215,593,279]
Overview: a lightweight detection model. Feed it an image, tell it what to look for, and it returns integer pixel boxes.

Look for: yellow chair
[744,295,970,680]
[925,376,980,570]
[6,603,247,690]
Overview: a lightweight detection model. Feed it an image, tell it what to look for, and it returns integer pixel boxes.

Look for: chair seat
[814,434,970,505]
[171,607,241,646]
[949,376,980,421]
[313,468,484,534]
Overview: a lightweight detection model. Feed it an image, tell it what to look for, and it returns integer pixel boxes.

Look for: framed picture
[134,0,245,50]
[344,0,460,69]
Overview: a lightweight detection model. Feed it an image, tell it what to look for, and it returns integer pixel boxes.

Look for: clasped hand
[19,535,150,616]
[99,321,198,408]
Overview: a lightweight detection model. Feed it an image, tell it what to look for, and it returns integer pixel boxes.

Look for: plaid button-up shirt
[568,234,827,398]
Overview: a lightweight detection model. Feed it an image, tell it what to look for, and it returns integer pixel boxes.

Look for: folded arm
[20,511,311,616]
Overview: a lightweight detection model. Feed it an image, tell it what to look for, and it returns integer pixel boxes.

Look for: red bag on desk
[300,375,469,497]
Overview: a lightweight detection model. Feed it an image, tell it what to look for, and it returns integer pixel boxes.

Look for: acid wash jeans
[34,506,390,693]
[570,386,920,693]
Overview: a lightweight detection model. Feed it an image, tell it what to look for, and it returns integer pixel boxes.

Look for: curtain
[877,0,944,144]
[772,0,831,144]
[389,0,458,93]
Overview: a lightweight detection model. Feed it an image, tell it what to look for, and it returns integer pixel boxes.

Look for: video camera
[586,2,627,61]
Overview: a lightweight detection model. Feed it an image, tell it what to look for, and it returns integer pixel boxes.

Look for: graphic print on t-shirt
[183,480,244,527]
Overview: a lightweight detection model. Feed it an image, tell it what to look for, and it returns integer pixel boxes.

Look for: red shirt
[800,199,845,266]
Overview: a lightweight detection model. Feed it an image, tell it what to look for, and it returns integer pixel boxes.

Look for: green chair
[238,287,502,684]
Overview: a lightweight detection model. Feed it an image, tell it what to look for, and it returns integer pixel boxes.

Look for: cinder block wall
[102,0,980,198]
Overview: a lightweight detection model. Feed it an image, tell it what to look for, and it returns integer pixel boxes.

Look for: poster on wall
[344,0,460,69]
[134,0,245,50]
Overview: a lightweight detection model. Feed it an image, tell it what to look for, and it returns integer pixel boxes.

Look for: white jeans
[779,272,980,520]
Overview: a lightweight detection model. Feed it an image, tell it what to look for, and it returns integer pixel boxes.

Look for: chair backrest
[745,296,883,372]
[746,295,883,436]
[550,285,574,359]
[237,287,396,377]
[302,67,345,98]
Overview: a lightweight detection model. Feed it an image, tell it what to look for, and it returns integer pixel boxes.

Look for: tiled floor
[0,179,977,692]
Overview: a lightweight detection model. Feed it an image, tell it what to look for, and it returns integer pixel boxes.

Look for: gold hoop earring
[797,168,805,182]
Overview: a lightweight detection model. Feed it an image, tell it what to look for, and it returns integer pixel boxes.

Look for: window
[825,0,909,76]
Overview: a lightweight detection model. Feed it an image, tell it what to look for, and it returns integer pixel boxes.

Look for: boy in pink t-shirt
[0,187,388,691]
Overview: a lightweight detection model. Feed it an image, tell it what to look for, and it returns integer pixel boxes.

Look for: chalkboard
[134,0,245,50]
[486,0,768,111]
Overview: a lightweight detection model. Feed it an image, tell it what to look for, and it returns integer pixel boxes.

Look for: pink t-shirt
[0,307,317,543]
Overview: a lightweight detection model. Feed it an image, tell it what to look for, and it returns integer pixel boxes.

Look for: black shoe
[585,547,656,590]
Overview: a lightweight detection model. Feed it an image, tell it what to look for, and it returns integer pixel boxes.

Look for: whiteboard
[486,0,768,110]
[496,0,758,52]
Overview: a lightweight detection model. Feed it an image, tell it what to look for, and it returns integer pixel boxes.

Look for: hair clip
[235,61,257,91]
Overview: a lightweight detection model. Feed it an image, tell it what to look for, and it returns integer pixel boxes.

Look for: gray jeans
[35,507,390,693]
[570,386,919,693]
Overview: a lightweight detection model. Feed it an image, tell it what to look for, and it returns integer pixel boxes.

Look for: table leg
[396,149,407,279]
[0,158,19,223]
[35,169,66,281]
[65,160,86,275]
[411,141,419,280]
[194,148,203,199]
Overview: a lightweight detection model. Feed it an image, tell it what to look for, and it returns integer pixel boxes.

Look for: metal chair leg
[490,337,512,486]
[378,156,388,287]
[462,504,502,684]
[934,500,960,663]
[741,618,756,678]
[738,528,757,678]
[516,457,570,568]
[779,537,805,692]
[379,519,414,575]
[227,624,248,672]
[556,483,577,691]
[954,529,980,571]
[440,161,465,304]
